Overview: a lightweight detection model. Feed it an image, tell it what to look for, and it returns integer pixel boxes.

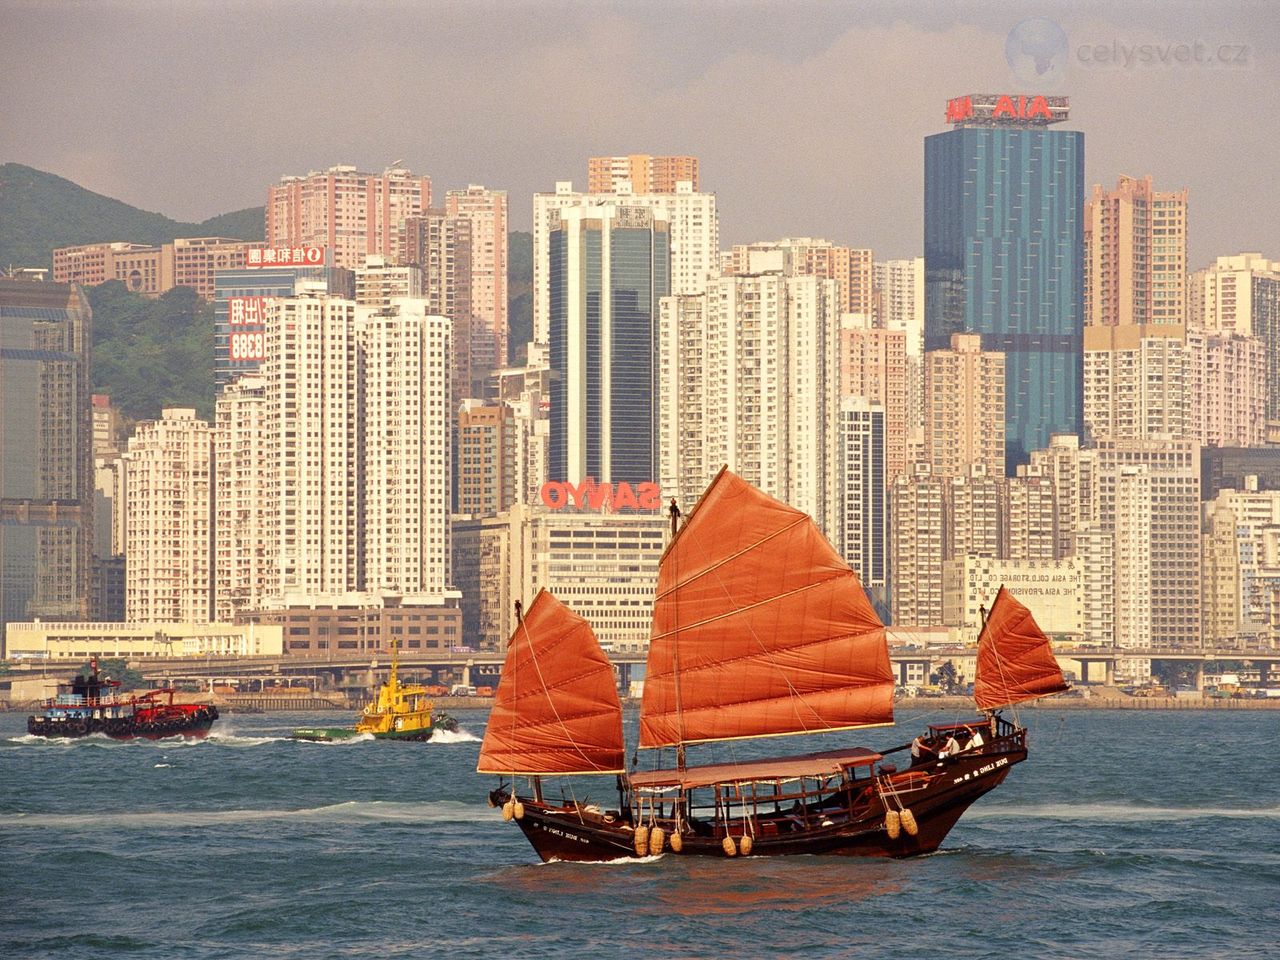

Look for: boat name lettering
[535,822,590,843]
[952,756,1008,785]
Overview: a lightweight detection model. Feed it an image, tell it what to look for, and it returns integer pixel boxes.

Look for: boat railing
[47,693,129,708]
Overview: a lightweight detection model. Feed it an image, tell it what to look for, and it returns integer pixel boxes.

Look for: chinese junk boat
[27,660,219,740]
[481,467,1069,862]
[291,639,458,742]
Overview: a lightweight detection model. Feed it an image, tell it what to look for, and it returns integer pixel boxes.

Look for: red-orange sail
[973,586,1070,710]
[639,468,894,748]
[477,589,625,775]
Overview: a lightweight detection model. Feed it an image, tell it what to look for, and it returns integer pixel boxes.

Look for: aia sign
[540,479,661,512]
[946,94,1057,124]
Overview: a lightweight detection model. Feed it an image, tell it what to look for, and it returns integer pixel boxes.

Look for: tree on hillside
[89,282,215,422]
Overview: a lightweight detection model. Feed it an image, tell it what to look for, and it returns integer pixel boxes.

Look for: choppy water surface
[2,707,1277,959]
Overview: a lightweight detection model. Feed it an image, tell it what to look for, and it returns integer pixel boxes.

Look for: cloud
[0,1,1276,265]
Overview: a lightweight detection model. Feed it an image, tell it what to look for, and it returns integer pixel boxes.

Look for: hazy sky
[2,0,1276,267]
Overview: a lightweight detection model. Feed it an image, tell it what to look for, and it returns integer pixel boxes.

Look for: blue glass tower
[925,94,1084,472]
[549,206,670,485]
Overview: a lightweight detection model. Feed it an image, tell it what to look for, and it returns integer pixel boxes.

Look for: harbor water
[2,707,1277,959]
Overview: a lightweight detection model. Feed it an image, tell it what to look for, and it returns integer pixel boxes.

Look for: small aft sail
[973,586,1070,711]
[477,589,626,775]
[639,468,895,748]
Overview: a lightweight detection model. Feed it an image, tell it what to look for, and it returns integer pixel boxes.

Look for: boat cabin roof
[630,747,882,791]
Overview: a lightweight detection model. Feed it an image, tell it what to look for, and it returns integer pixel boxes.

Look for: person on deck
[941,734,961,757]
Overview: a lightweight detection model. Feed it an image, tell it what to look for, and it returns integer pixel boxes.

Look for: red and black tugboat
[26,660,219,740]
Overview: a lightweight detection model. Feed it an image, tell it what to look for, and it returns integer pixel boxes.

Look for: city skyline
[2,2,1277,267]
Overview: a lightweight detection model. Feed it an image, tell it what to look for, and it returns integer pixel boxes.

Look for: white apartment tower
[1112,465,1154,650]
[657,260,841,535]
[214,376,272,621]
[124,409,211,623]
[838,397,887,607]
[355,299,452,597]
[262,290,360,597]
[1184,328,1267,448]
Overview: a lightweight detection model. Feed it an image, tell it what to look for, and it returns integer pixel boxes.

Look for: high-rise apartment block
[214,375,271,622]
[0,278,94,640]
[549,203,671,486]
[401,211,475,401]
[588,154,699,194]
[889,463,946,627]
[874,257,927,439]
[1083,324,1189,442]
[1188,253,1280,425]
[354,255,423,307]
[533,182,717,344]
[925,333,1005,478]
[838,397,887,610]
[1084,175,1188,327]
[213,258,344,389]
[657,259,842,534]
[456,400,516,516]
[446,186,508,383]
[124,409,211,623]
[1093,439,1201,649]
[1201,478,1280,647]
[839,315,908,484]
[267,165,431,270]
[54,237,254,300]
[725,239,875,317]
[1185,328,1267,448]
[356,299,453,597]
[926,94,1083,470]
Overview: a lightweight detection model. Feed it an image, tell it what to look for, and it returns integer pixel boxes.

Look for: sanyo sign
[540,479,662,512]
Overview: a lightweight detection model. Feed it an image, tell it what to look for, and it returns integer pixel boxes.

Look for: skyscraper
[925,94,1084,472]
[0,278,94,640]
[549,204,670,486]
[533,182,717,345]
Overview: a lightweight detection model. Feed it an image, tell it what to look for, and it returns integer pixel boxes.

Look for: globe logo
[1005,18,1068,85]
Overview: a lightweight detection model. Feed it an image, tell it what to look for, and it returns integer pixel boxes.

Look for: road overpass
[5,644,1278,694]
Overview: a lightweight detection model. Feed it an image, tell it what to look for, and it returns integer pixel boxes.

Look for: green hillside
[0,162,264,270]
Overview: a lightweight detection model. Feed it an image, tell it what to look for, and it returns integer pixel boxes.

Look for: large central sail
[974,586,1070,711]
[477,589,625,775]
[639,469,894,749]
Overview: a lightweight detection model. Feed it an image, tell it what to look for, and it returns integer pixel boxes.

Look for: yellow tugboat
[292,640,458,742]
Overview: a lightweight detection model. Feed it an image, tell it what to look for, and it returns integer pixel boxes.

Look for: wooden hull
[493,735,1026,863]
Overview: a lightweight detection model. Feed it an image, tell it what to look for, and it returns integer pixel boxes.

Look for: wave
[431,728,480,743]
[543,853,665,866]
[0,799,488,831]
[967,802,1280,822]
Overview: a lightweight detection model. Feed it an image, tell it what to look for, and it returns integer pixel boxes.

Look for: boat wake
[542,854,665,866]
[431,728,480,743]
[0,799,488,831]
[967,802,1280,822]
[294,732,376,745]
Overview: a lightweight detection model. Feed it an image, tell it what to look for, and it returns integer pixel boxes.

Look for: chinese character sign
[244,246,325,268]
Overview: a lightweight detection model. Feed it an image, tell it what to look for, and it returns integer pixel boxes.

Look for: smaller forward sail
[974,586,1070,711]
[477,589,625,776]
